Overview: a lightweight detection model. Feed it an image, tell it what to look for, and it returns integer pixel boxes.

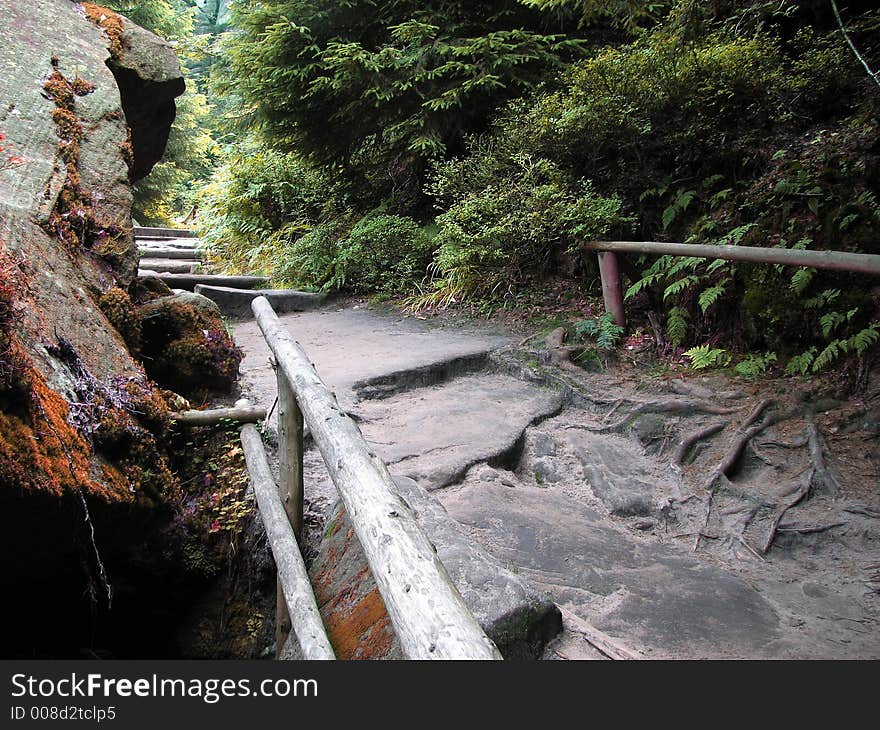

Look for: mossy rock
[138,292,242,395]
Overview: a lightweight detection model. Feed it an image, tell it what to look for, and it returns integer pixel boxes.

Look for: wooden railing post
[597,251,626,328]
[275,370,304,655]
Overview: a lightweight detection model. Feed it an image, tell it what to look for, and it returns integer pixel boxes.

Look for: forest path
[234,302,880,659]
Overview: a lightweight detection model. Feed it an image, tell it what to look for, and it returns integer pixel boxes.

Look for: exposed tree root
[761,466,814,554]
[776,521,847,535]
[571,399,740,435]
[737,535,766,561]
[700,402,779,493]
[672,422,725,467]
[544,327,582,372]
[749,441,782,469]
[693,490,714,552]
[760,437,809,449]
[806,420,842,496]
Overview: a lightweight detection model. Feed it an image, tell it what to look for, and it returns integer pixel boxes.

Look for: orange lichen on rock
[1,244,174,503]
[0,368,127,502]
[319,571,395,660]
[83,3,125,60]
[41,61,106,253]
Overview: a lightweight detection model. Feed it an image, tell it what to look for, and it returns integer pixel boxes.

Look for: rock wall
[0,1,194,656]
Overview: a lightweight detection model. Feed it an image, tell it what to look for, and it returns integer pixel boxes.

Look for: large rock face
[0,0,184,383]
[0,1,188,656]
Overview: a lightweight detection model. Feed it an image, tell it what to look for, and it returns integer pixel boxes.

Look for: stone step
[136,237,203,248]
[193,285,326,319]
[133,226,197,238]
[139,259,200,274]
[351,372,563,491]
[137,247,204,260]
[138,272,269,292]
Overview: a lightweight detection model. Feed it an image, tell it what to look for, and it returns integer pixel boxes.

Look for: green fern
[819,308,857,338]
[684,344,730,370]
[850,324,880,355]
[574,318,599,339]
[719,223,756,246]
[789,267,815,295]
[624,273,659,299]
[734,352,776,377]
[574,312,624,351]
[662,189,696,230]
[785,348,816,376]
[803,288,840,310]
[698,278,730,314]
[667,306,688,346]
[596,312,624,350]
[663,274,701,300]
[812,339,844,372]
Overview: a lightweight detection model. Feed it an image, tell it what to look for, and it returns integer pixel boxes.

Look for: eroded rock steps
[233,306,880,660]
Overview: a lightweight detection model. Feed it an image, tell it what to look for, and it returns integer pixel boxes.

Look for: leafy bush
[275,214,435,295]
[199,146,337,276]
[272,223,343,291]
[329,215,435,294]
[424,154,625,302]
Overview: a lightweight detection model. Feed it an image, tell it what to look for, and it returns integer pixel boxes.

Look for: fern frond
[684,344,730,370]
[667,306,688,346]
[698,278,730,314]
[789,267,815,295]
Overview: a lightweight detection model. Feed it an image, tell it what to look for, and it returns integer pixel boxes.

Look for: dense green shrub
[330,215,435,294]
[198,146,337,276]
[272,222,347,291]
[275,214,435,295]
[444,5,880,363]
[425,154,625,302]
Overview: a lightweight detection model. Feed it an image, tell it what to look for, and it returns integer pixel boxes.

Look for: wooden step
[137,247,204,260]
[136,237,203,247]
[193,284,326,318]
[138,273,269,292]
[134,226,197,238]
[139,259,200,274]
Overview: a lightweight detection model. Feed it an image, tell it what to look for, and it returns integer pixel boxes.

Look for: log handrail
[584,240,880,327]
[251,296,502,660]
[240,423,335,660]
[582,240,880,275]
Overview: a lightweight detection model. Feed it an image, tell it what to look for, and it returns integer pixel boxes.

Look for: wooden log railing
[240,423,335,660]
[583,240,880,328]
[171,404,266,427]
[248,296,502,661]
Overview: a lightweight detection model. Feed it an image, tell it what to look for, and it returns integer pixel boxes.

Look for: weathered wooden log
[274,372,304,653]
[137,247,204,260]
[252,296,502,660]
[134,226,197,238]
[240,423,335,660]
[139,273,270,292]
[138,259,199,274]
[171,405,266,426]
[582,240,880,276]
[597,251,626,327]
